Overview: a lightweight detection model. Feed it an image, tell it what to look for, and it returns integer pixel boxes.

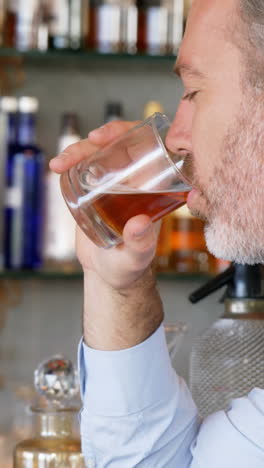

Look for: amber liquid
[93,190,188,235]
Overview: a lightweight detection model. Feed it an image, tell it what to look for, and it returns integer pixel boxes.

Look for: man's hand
[50,120,160,289]
[50,121,164,350]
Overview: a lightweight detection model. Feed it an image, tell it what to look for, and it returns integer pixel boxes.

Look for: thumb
[122,215,161,270]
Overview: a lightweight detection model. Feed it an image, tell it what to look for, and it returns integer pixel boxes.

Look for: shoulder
[191,388,264,468]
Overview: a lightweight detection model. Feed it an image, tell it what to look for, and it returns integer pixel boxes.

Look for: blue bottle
[4,97,45,269]
[2,96,19,269]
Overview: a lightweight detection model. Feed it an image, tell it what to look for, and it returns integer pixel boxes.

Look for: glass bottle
[19,97,45,270]
[47,0,70,50]
[88,0,122,53]
[169,205,215,274]
[35,0,50,51]
[44,113,81,272]
[137,0,169,55]
[120,0,138,53]
[0,0,6,46]
[3,0,17,48]
[2,96,19,270]
[15,0,39,51]
[4,97,45,270]
[14,355,85,467]
[104,101,123,122]
[167,0,184,54]
[189,264,264,418]
[69,0,88,50]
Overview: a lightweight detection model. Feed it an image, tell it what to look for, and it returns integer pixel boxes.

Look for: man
[50,0,264,466]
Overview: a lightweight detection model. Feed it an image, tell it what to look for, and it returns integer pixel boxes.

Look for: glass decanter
[13,355,85,467]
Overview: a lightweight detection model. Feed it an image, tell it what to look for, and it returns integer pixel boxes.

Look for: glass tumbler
[60,113,192,249]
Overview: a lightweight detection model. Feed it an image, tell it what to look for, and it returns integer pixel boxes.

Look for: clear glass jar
[14,407,85,467]
[190,315,264,418]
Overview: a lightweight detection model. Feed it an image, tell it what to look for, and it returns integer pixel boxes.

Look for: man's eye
[182,91,198,101]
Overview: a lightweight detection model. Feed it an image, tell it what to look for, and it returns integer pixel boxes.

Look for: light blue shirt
[78,324,264,467]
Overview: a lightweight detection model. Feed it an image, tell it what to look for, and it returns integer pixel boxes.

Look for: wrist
[82,266,164,351]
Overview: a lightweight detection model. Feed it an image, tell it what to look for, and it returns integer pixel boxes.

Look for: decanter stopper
[34,355,79,405]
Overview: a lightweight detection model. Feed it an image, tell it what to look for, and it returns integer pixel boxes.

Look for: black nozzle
[189,264,263,304]
[227,264,262,299]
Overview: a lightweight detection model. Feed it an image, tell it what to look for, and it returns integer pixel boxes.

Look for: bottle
[88,0,122,53]
[104,101,123,122]
[120,0,138,53]
[143,99,164,118]
[4,97,45,270]
[0,0,6,46]
[2,96,19,270]
[0,98,12,271]
[47,0,70,50]
[35,0,50,51]
[189,264,264,418]
[167,0,184,54]
[44,113,81,271]
[14,355,85,467]
[3,0,17,48]
[137,0,169,55]
[169,205,215,274]
[15,0,39,50]
[69,0,88,50]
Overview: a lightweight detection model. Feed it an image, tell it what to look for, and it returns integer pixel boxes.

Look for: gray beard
[202,95,264,264]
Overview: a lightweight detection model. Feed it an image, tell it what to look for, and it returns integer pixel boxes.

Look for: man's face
[166,0,264,264]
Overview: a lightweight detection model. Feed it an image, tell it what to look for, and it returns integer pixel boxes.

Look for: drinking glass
[60,113,192,249]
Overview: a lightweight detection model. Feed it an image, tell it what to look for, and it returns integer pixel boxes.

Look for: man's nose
[165,101,193,156]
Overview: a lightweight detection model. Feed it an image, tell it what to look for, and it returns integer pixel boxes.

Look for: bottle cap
[34,355,79,406]
[18,96,39,113]
[0,96,18,113]
[143,100,164,119]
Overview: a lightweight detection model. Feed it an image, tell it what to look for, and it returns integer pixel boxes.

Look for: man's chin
[204,219,264,264]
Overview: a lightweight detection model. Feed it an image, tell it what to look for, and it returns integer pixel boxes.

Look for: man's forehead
[176,0,238,77]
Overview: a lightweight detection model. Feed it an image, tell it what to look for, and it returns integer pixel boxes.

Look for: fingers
[49,120,141,174]
[88,120,141,145]
[49,139,98,173]
[122,215,161,271]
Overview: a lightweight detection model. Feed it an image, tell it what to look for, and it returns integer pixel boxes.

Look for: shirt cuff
[77,323,178,417]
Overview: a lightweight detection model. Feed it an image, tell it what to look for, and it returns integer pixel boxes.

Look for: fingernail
[53,151,69,161]
[133,224,152,238]
[88,126,106,139]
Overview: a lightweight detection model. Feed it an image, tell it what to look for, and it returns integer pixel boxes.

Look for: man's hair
[239,0,264,87]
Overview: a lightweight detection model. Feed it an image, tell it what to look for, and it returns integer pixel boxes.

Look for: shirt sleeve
[78,323,200,468]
